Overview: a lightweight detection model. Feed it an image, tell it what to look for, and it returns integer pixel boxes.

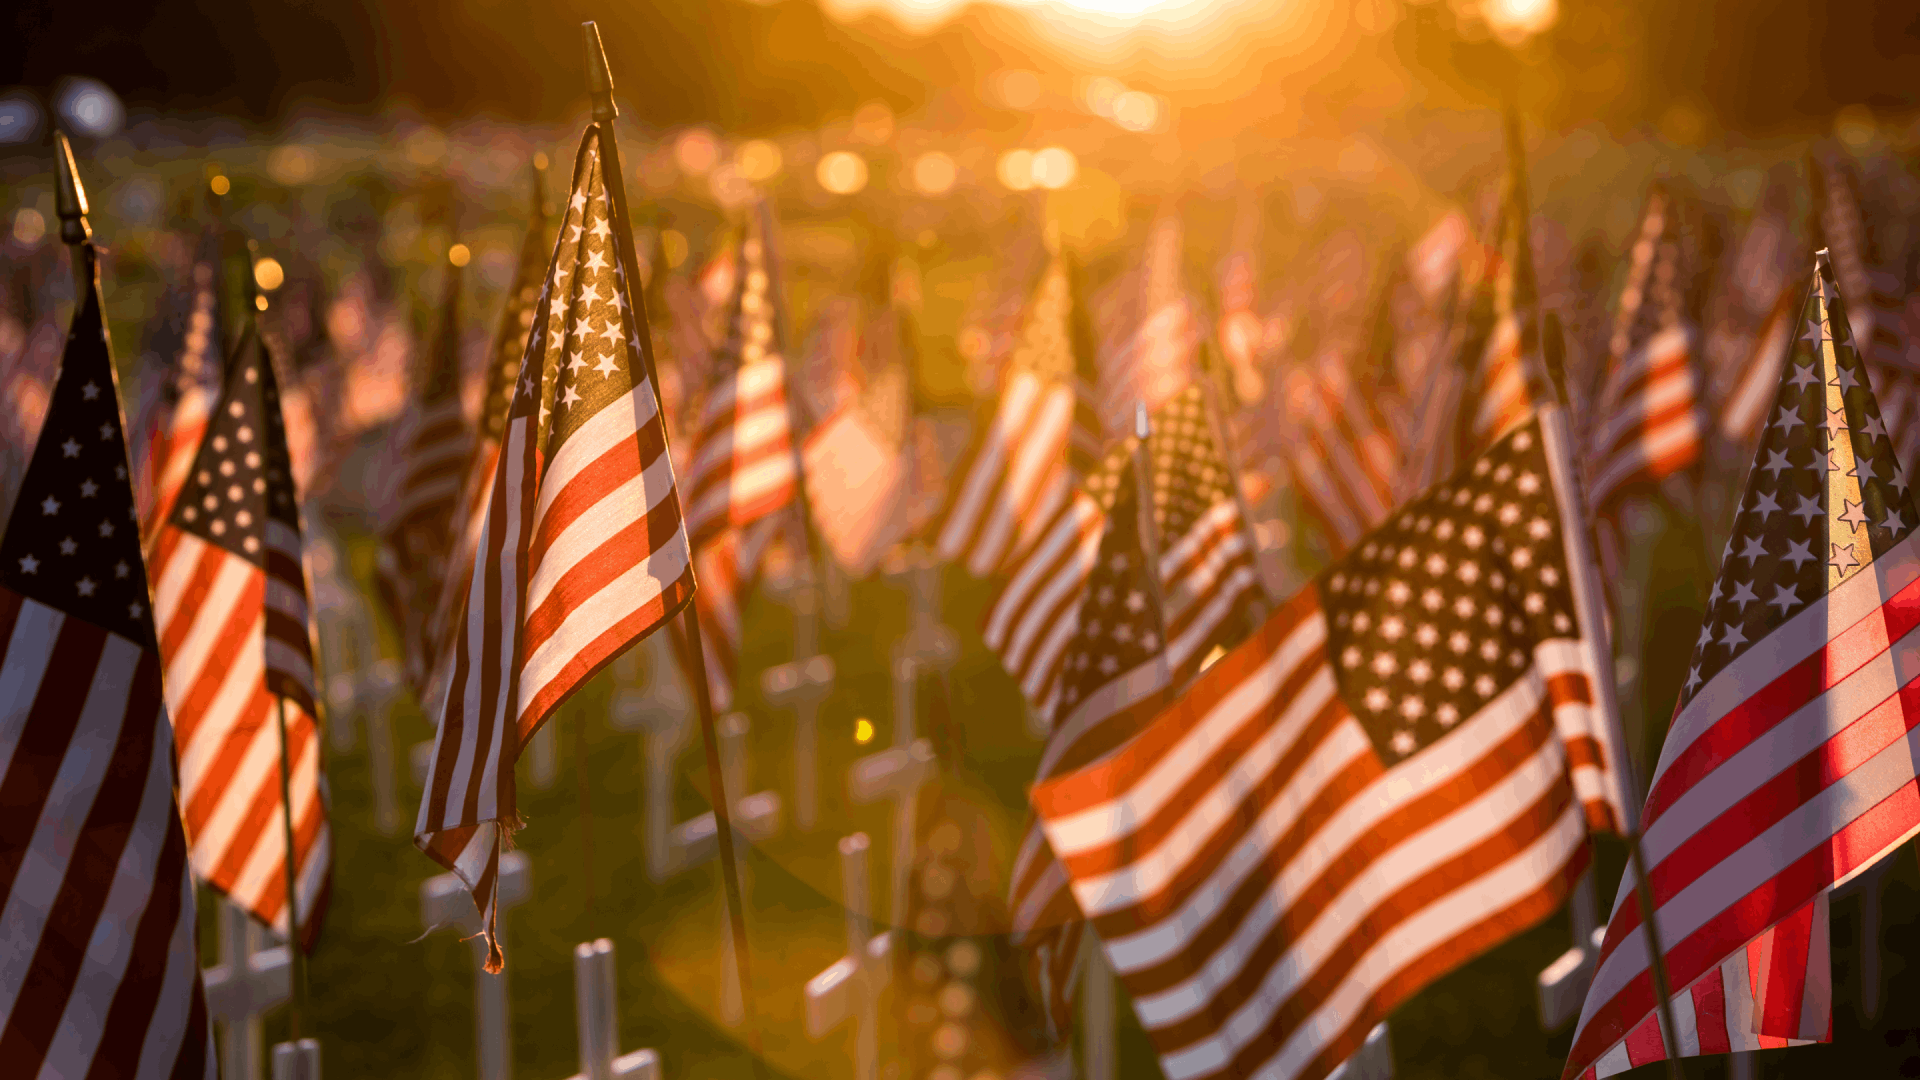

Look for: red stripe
[171,566,267,750]
[1756,898,1813,1038]
[1691,971,1731,1055]
[525,416,667,587]
[520,476,687,660]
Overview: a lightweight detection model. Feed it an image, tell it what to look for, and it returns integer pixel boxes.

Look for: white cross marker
[884,548,958,675]
[1080,937,1117,1080]
[760,580,834,832]
[358,658,403,835]
[1534,869,1602,1030]
[271,1039,321,1080]
[421,851,533,1080]
[203,899,291,1080]
[850,658,936,931]
[567,939,661,1080]
[1326,1022,1393,1080]
[805,834,893,1080]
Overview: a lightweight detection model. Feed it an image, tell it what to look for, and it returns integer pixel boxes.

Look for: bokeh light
[209,174,230,196]
[0,93,44,146]
[735,139,783,182]
[447,243,471,267]
[1111,91,1161,132]
[253,257,285,292]
[1030,147,1077,190]
[853,717,875,744]
[997,148,1035,191]
[1482,0,1560,45]
[54,77,123,138]
[912,151,957,195]
[674,129,720,176]
[816,150,870,195]
[11,208,45,247]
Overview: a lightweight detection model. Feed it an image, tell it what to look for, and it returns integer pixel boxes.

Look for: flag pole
[583,22,770,1080]
[1194,341,1272,614]
[755,198,832,615]
[245,238,311,1042]
[1503,80,1683,1079]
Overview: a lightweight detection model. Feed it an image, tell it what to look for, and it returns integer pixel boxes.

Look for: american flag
[414,124,695,969]
[676,520,779,712]
[1465,205,1538,454]
[1706,169,1799,449]
[1280,361,1398,555]
[377,262,473,695]
[1009,438,1175,1037]
[132,227,226,551]
[1029,409,1630,1080]
[983,384,1260,719]
[423,172,551,708]
[150,321,331,947]
[0,247,215,1078]
[682,207,797,549]
[1585,185,1705,512]
[1564,253,1920,1078]
[936,250,1097,577]
[1098,213,1200,437]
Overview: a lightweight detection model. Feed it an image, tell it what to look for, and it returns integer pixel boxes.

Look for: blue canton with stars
[1320,420,1581,764]
[0,255,157,649]
[167,326,302,563]
[1053,466,1167,723]
[1678,257,1917,708]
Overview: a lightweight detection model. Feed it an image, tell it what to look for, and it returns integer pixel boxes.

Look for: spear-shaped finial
[54,131,91,246]
[1134,399,1151,440]
[583,21,617,122]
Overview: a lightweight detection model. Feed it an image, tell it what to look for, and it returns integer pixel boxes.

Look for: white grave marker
[805,834,894,1080]
[567,939,661,1080]
[641,710,781,883]
[885,549,957,675]
[849,657,935,930]
[203,899,291,1080]
[271,1039,321,1080]
[421,851,533,1080]
[760,579,834,832]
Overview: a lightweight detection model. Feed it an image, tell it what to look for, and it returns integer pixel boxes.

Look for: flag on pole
[1465,206,1537,454]
[1009,436,1174,1037]
[376,260,473,695]
[1563,251,1920,1078]
[414,124,694,969]
[1706,169,1799,449]
[0,245,215,1077]
[150,322,331,948]
[1280,362,1399,555]
[936,248,1097,577]
[1585,185,1705,511]
[1027,410,1626,1080]
[132,226,226,551]
[1097,212,1200,438]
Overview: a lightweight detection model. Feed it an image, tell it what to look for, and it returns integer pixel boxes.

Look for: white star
[1707,576,1723,604]
[567,348,588,373]
[75,576,96,598]
[128,601,143,619]
[40,496,59,516]
[1390,730,1417,756]
[1832,542,1862,575]
[570,192,588,211]
[1097,655,1119,675]
[1880,507,1907,533]
[1399,696,1426,720]
[97,422,113,441]
[1772,406,1804,435]
[1363,687,1390,712]
[590,217,613,240]
[1825,405,1849,435]
[1788,361,1819,391]
[58,537,76,555]
[1791,493,1823,524]
[1371,653,1397,677]
[1697,621,1715,648]
[1442,667,1465,690]
[1834,364,1860,393]
[78,479,97,498]
[1840,499,1869,528]
[1783,537,1816,570]
[1473,674,1497,697]
[584,249,609,271]
[1864,412,1889,442]
[561,384,582,407]
[114,560,128,579]
[1684,665,1702,694]
[598,321,624,346]
[1762,448,1794,478]
[16,554,36,574]
[1728,579,1758,611]
[1768,582,1801,614]
[1750,490,1781,521]
[1894,466,1911,495]
[80,381,99,400]
[60,438,80,458]
[97,520,113,538]
[1737,535,1768,566]
[593,352,620,377]
[1720,622,1747,651]
[1436,703,1461,727]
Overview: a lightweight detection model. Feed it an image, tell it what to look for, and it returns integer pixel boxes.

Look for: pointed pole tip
[583,22,617,122]
[53,131,91,246]
[1134,400,1151,440]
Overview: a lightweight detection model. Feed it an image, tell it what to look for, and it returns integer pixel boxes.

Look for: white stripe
[0,612,137,1025]
[970,383,1074,575]
[528,383,662,547]
[0,600,61,770]
[1670,974,1701,1057]
[131,852,211,1080]
[520,531,692,722]
[159,549,255,716]
[937,375,1041,561]
[175,618,265,804]
[40,687,177,1076]
[525,411,681,617]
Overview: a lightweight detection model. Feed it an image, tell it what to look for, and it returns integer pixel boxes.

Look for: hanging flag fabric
[132,226,226,551]
[414,125,694,970]
[149,322,331,948]
[1097,213,1199,438]
[1465,206,1537,454]
[1028,410,1626,1080]
[1280,362,1399,556]
[1585,185,1705,512]
[1009,443,1174,1039]
[936,250,1097,577]
[1563,252,1920,1078]
[376,262,473,696]
[1707,170,1800,449]
[682,214,796,550]
[0,246,216,1077]
[983,384,1260,719]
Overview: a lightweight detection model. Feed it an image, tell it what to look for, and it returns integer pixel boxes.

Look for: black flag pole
[583,22,771,1079]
